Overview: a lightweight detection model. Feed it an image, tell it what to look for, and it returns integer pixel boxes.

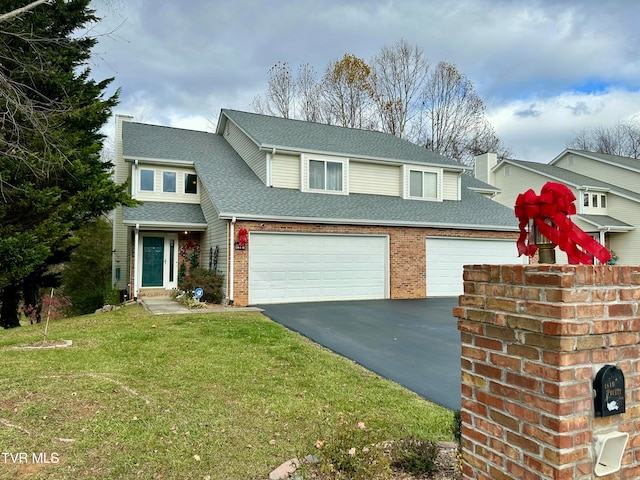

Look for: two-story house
[112,109,520,306]
[475,150,639,265]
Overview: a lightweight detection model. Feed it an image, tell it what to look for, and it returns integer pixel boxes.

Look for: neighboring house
[475,150,639,265]
[112,109,520,306]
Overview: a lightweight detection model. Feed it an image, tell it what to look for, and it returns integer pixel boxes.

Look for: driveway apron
[260,298,461,411]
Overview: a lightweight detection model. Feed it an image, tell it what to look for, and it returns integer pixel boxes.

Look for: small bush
[310,418,390,480]
[180,268,224,304]
[390,435,439,474]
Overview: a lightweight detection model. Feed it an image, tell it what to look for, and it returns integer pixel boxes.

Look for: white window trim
[580,191,608,214]
[301,154,349,195]
[403,165,443,201]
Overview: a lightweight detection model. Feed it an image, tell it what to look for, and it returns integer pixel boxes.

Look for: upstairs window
[583,192,607,209]
[140,169,154,191]
[185,174,198,194]
[308,158,344,192]
[163,171,176,193]
[408,169,439,200]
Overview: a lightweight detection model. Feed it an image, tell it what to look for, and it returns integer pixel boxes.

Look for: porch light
[529,218,557,264]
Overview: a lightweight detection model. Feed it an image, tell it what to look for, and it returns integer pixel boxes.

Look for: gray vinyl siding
[271,153,300,189]
[200,189,228,297]
[349,161,401,196]
[223,120,267,184]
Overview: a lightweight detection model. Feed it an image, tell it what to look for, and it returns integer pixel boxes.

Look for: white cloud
[89,0,640,163]
[488,88,640,162]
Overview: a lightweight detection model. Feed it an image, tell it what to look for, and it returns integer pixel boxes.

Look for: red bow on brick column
[514,182,611,264]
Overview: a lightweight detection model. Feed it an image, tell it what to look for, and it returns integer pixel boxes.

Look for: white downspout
[111,208,117,288]
[133,224,140,300]
[266,147,275,187]
[229,217,236,305]
[132,159,139,198]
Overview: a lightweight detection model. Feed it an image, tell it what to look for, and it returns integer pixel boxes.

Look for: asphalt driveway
[260,298,461,411]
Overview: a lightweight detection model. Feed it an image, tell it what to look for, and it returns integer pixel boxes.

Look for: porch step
[138,289,173,298]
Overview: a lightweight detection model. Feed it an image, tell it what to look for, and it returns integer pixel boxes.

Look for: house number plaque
[594,365,626,417]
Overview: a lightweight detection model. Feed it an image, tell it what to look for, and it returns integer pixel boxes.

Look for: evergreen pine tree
[0,1,132,328]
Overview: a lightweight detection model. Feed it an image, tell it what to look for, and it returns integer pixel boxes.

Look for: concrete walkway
[140,296,262,315]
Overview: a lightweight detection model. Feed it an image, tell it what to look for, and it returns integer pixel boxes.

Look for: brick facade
[454,264,640,480]
[229,221,516,306]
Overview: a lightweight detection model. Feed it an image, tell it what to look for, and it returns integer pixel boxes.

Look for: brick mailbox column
[453,264,640,480]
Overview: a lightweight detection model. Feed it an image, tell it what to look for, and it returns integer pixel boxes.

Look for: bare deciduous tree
[415,61,491,165]
[297,63,323,123]
[250,42,506,167]
[568,118,640,159]
[250,61,295,118]
[370,38,428,138]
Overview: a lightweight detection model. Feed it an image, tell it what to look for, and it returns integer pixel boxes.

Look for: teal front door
[142,237,164,287]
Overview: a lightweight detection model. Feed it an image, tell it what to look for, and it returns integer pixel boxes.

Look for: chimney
[473,152,498,184]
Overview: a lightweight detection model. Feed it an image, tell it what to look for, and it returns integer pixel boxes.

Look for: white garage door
[426,237,520,297]
[249,233,388,304]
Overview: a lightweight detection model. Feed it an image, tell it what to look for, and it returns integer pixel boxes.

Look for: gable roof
[500,158,640,203]
[122,120,518,231]
[551,149,640,173]
[218,109,466,170]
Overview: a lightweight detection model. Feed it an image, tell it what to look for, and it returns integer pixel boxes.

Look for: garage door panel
[426,237,520,297]
[249,233,388,304]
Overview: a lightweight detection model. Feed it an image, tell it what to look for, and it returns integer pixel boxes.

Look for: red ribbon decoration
[514,182,611,265]
[237,228,248,248]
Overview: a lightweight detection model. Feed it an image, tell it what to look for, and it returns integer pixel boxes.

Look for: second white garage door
[248,233,388,304]
[426,237,521,297]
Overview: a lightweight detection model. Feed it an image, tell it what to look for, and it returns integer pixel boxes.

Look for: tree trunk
[0,285,21,329]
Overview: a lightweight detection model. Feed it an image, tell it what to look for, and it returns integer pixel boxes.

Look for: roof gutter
[217,212,519,232]
[124,156,195,166]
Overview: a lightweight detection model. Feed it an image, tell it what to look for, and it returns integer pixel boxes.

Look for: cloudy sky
[87,0,640,163]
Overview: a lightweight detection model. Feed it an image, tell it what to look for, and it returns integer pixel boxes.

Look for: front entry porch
[131,230,202,299]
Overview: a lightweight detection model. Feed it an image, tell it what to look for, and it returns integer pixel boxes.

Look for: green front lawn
[0,305,453,479]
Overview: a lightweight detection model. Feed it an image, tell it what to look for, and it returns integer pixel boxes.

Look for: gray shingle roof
[123,201,207,226]
[124,122,216,162]
[220,109,465,168]
[122,118,518,231]
[578,214,634,230]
